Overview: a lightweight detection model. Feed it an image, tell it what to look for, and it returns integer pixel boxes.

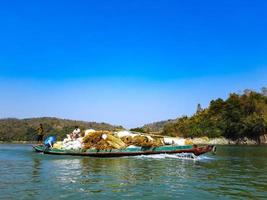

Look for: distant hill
[142,119,177,133]
[0,117,124,141]
[129,119,177,134]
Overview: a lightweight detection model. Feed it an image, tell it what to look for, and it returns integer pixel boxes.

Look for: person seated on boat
[71,126,81,140]
[44,136,56,148]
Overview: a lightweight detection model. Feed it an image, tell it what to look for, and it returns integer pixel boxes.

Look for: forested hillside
[162,88,267,140]
[0,117,123,141]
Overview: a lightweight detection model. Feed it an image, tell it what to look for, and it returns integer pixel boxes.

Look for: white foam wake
[135,153,199,160]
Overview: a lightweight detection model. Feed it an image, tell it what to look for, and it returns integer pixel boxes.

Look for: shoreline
[190,137,258,145]
[0,141,36,144]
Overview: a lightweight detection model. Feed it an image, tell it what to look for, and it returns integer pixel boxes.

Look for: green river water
[0,144,266,199]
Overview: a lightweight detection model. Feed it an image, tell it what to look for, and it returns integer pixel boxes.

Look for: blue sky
[0,0,266,128]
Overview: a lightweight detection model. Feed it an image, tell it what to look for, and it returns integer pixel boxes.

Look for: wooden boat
[33,144,216,157]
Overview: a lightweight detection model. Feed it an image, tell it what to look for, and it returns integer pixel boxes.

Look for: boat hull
[33,145,215,157]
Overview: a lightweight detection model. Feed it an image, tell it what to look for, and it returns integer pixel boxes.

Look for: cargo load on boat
[51,129,194,151]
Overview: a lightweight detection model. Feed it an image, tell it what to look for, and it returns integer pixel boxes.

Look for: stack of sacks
[153,138,164,146]
[82,131,126,150]
[84,129,96,136]
[185,139,193,145]
[132,135,153,147]
[174,138,186,145]
[163,137,193,145]
[83,131,105,149]
[114,130,137,138]
[114,130,164,147]
[62,134,72,143]
[102,134,126,149]
[53,141,63,149]
[200,136,209,142]
[163,137,175,145]
[62,136,83,150]
[121,135,163,147]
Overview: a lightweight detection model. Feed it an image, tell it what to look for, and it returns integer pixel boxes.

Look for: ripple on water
[1,144,267,199]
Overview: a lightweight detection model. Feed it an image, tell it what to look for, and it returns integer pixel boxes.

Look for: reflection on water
[32,158,41,182]
[49,154,193,196]
[0,144,267,199]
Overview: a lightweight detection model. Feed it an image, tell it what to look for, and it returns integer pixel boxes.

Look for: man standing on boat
[71,126,81,139]
[36,123,44,144]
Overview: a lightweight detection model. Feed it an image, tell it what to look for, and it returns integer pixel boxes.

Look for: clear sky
[0,0,266,128]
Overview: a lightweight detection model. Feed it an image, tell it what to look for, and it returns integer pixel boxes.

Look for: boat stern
[193,145,216,156]
[32,145,45,152]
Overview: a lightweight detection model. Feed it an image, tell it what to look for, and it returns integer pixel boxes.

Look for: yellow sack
[185,139,193,145]
[53,141,63,149]
[106,134,126,148]
[201,136,209,141]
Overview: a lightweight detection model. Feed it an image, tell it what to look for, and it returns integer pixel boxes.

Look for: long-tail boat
[33,144,216,157]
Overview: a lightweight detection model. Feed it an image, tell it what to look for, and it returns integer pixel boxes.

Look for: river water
[0,144,266,199]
